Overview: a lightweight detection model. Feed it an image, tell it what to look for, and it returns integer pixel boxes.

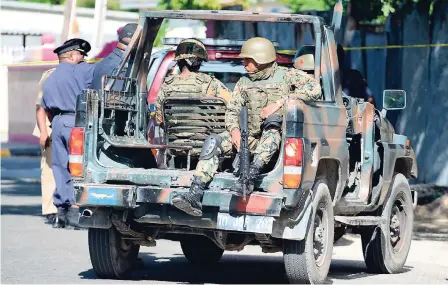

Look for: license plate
[216,213,273,234]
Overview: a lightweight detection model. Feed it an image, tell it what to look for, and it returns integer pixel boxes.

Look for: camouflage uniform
[154,38,231,155]
[172,37,322,217]
[195,61,321,183]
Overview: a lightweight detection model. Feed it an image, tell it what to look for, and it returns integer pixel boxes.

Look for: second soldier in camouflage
[172,37,322,216]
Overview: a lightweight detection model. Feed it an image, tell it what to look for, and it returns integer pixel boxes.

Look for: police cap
[118,23,138,44]
[53,38,91,56]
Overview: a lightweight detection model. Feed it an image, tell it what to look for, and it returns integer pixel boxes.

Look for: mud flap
[78,207,112,229]
[270,200,313,241]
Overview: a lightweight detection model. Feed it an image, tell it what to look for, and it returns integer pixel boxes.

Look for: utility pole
[61,0,77,42]
[91,0,108,53]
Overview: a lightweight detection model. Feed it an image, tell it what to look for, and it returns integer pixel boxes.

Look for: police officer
[91,23,138,91]
[33,67,57,225]
[172,37,322,216]
[41,38,95,228]
[154,38,232,155]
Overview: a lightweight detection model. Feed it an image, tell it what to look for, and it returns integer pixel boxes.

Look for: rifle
[239,102,251,201]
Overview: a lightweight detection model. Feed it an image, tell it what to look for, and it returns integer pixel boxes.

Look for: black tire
[180,235,224,265]
[334,225,346,243]
[88,227,140,279]
[283,179,334,284]
[361,173,413,274]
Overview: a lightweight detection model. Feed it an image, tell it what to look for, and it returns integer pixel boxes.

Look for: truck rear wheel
[361,173,413,273]
[88,227,140,279]
[180,235,224,265]
[283,179,334,284]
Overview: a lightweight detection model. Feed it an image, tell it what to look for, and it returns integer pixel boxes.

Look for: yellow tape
[1,58,103,67]
[278,43,448,54]
[0,149,11,157]
[343,43,448,50]
[2,43,447,67]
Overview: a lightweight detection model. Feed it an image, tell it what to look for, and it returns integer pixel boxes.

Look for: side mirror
[383,89,406,110]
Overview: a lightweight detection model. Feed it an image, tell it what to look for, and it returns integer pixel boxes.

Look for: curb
[0,146,42,157]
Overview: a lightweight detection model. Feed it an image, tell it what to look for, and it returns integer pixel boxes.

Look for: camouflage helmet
[294,54,314,71]
[174,38,208,61]
[238,37,276,65]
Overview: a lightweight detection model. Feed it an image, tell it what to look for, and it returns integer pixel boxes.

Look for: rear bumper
[75,183,283,216]
[74,183,312,241]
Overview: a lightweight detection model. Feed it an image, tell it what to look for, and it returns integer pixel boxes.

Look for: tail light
[69,127,85,177]
[283,138,304,189]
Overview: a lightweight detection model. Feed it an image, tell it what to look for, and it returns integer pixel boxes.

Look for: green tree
[157,0,221,10]
[280,0,435,24]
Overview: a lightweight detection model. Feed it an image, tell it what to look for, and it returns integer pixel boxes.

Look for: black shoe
[66,207,81,229]
[44,214,57,224]
[134,257,145,269]
[172,176,205,217]
[53,208,67,228]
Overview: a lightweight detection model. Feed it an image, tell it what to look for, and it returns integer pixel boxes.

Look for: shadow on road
[79,254,288,284]
[1,179,41,197]
[78,253,411,284]
[1,204,42,216]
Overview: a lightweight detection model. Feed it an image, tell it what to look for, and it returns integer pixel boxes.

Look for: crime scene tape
[2,43,447,67]
[0,58,103,67]
[278,42,448,54]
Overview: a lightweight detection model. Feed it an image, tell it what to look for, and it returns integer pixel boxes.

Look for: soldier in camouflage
[172,37,322,216]
[155,38,232,155]
[155,38,231,124]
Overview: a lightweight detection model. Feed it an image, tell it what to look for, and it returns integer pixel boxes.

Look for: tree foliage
[157,0,221,10]
[280,0,436,24]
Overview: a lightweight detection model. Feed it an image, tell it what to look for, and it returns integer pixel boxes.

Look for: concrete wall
[0,66,9,142]
[4,64,57,143]
[0,0,139,49]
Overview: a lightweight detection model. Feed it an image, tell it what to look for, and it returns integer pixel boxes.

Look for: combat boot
[66,207,81,230]
[172,176,206,217]
[44,213,57,225]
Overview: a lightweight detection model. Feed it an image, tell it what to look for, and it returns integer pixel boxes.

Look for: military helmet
[293,45,315,62]
[294,54,314,71]
[238,37,276,65]
[174,38,208,61]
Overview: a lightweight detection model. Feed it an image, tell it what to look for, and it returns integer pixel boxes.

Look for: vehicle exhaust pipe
[82,209,93,217]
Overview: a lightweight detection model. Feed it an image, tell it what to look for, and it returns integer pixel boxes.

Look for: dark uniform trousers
[51,113,76,207]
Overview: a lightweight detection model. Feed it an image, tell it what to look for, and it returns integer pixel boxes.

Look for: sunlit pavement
[2,157,448,284]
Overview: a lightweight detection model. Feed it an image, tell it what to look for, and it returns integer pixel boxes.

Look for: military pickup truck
[70,3,418,284]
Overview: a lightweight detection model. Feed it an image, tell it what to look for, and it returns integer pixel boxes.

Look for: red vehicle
[145,38,295,148]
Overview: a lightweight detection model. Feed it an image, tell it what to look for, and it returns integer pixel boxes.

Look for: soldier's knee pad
[199,134,223,160]
[262,114,283,130]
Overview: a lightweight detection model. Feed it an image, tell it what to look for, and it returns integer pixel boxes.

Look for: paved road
[2,157,448,284]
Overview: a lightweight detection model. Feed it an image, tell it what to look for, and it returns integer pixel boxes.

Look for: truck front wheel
[361,173,413,273]
[88,227,140,279]
[283,179,334,284]
[180,235,224,265]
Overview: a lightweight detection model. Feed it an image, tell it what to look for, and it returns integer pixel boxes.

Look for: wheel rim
[313,202,328,266]
[389,191,408,253]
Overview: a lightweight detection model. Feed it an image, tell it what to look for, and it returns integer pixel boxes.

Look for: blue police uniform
[91,47,126,91]
[91,23,137,92]
[40,38,95,227]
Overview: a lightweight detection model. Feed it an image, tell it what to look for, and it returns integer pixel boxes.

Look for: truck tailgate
[75,183,284,217]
